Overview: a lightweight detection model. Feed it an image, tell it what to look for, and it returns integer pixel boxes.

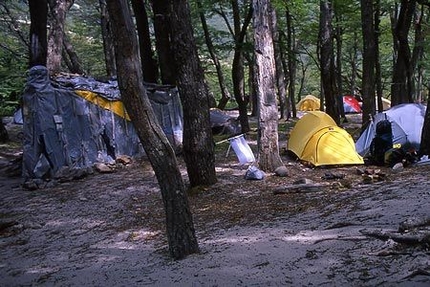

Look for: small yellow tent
[287,111,364,166]
[296,95,320,111]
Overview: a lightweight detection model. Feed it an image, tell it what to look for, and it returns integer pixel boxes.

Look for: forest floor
[1,113,430,286]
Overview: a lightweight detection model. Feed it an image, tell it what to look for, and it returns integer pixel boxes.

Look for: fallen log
[273,183,328,194]
[360,228,430,245]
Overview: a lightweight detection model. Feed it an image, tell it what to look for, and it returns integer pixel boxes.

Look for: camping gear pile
[287,111,364,167]
[22,66,183,180]
[355,103,426,166]
[356,103,425,167]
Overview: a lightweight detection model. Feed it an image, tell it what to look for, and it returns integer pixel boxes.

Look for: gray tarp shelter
[22,66,183,180]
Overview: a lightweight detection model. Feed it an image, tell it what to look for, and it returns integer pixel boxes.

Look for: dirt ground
[1,114,430,286]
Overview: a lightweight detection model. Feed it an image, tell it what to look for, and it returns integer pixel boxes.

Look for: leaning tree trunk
[62,33,85,74]
[106,0,199,260]
[253,0,284,172]
[319,0,339,124]
[196,0,231,110]
[166,0,217,187]
[29,0,48,67]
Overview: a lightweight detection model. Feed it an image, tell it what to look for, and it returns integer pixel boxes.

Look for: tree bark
[130,0,159,83]
[106,0,199,260]
[166,0,217,187]
[29,0,48,67]
[319,0,339,124]
[253,0,283,172]
[360,0,377,127]
[99,0,117,78]
[46,0,73,75]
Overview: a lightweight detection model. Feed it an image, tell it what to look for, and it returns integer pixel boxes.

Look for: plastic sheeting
[22,66,183,179]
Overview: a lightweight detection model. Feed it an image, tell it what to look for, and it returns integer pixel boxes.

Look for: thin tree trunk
[99,0,116,78]
[196,0,231,110]
[106,0,199,260]
[269,5,287,120]
[131,0,159,83]
[334,14,346,121]
[253,0,283,172]
[286,6,297,119]
[231,1,252,133]
[375,0,383,112]
[166,0,217,187]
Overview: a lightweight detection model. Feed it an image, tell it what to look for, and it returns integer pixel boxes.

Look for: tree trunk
[166,0,217,187]
[334,14,346,121]
[360,0,377,127]
[29,0,48,67]
[375,0,384,112]
[106,0,199,260]
[419,92,430,157]
[150,0,176,85]
[286,5,296,119]
[391,0,415,105]
[0,120,8,143]
[46,0,73,75]
[232,1,253,133]
[269,5,287,120]
[253,0,283,172]
[319,0,339,124]
[131,0,159,83]
[99,0,116,78]
[196,0,231,110]
[411,4,425,102]
[62,33,85,74]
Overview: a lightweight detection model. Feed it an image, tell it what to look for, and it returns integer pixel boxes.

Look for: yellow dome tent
[287,111,364,166]
[296,95,320,111]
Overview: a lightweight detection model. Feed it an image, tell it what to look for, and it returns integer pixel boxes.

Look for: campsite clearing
[1,114,430,286]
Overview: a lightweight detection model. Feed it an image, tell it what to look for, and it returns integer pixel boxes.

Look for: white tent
[356,103,426,156]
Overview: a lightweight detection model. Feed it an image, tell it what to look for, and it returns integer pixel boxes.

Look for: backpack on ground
[367,120,393,166]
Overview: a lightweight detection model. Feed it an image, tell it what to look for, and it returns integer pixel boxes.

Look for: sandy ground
[1,117,430,287]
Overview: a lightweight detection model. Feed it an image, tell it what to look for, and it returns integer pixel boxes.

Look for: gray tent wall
[22,66,183,180]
